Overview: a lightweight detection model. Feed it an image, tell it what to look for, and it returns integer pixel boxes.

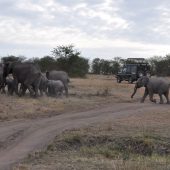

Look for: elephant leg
[1,78,6,94]
[19,84,27,96]
[54,88,58,98]
[25,84,34,96]
[58,87,63,97]
[47,86,52,96]
[18,84,23,96]
[23,77,38,97]
[32,84,39,97]
[64,84,68,97]
[1,84,6,94]
[22,85,27,96]
[7,85,10,95]
[164,91,170,104]
[8,85,13,95]
[43,84,48,96]
[10,87,14,95]
[52,86,56,97]
[34,88,39,97]
[52,86,57,97]
[43,86,47,96]
[158,93,164,104]
[13,79,19,95]
[39,89,43,96]
[0,82,5,94]
[131,86,137,98]
[140,88,148,103]
[33,75,41,97]
[149,91,156,103]
[46,87,49,96]
[47,87,49,96]
[48,86,51,96]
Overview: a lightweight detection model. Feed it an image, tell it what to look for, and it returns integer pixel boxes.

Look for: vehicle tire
[117,77,122,83]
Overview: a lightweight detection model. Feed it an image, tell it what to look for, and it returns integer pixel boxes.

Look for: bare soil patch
[15,110,170,170]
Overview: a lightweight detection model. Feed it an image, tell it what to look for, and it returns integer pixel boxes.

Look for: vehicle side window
[131,66,137,73]
[126,66,131,73]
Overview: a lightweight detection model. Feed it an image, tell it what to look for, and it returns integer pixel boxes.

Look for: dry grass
[10,74,170,169]
[0,74,143,121]
[15,107,170,170]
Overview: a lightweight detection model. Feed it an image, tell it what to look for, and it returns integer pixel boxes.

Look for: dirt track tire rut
[0,102,169,170]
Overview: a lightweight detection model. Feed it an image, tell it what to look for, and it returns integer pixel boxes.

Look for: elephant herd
[0,62,70,98]
[0,62,169,104]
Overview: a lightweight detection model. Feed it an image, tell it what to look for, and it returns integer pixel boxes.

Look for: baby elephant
[47,80,64,97]
[131,76,170,104]
[5,77,15,95]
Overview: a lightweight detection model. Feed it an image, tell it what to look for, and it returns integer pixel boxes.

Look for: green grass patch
[17,125,170,170]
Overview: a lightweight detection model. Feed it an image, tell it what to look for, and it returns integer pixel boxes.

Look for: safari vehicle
[116,58,151,83]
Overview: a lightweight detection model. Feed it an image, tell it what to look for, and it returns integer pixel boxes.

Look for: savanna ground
[0,75,170,170]
[0,74,140,121]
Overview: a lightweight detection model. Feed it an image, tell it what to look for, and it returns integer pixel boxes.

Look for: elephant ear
[46,71,49,79]
[142,76,149,87]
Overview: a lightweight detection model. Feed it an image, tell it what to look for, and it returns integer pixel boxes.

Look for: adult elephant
[131,76,170,104]
[46,70,69,97]
[0,64,5,93]
[19,74,48,97]
[3,62,42,97]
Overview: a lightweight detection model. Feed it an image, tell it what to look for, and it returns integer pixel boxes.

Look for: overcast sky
[1,0,170,59]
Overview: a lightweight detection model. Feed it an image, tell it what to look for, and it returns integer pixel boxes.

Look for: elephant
[3,62,42,97]
[131,76,170,104]
[47,80,64,97]
[19,74,48,97]
[46,70,69,97]
[5,77,15,95]
[0,64,5,93]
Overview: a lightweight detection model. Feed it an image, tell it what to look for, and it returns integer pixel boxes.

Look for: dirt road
[0,102,169,170]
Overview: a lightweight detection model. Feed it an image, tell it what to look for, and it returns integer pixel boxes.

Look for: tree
[100,59,110,74]
[91,58,101,74]
[52,45,80,58]
[1,55,25,63]
[110,60,120,74]
[52,45,89,77]
[148,55,170,76]
[38,56,56,72]
[91,57,121,75]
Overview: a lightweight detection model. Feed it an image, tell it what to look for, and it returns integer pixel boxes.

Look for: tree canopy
[2,47,170,77]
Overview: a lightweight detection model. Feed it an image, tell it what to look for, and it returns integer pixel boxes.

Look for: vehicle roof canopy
[126,58,148,64]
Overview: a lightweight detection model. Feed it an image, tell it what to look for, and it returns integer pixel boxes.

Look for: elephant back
[46,70,69,85]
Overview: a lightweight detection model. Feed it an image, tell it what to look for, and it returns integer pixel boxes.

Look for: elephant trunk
[131,85,138,98]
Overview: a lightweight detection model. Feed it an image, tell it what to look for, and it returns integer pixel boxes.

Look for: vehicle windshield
[119,65,137,74]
